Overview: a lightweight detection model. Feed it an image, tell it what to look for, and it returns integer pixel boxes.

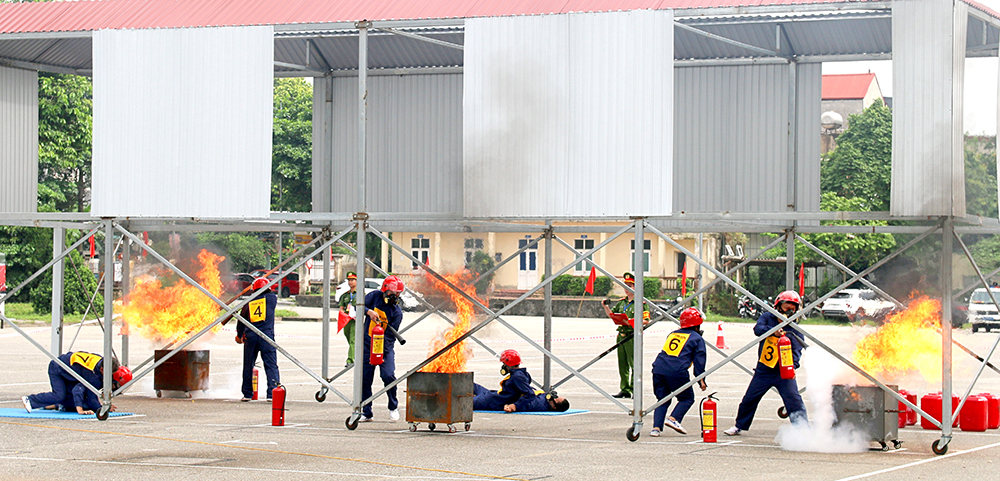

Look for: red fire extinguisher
[701,392,718,443]
[370,323,385,366]
[778,334,795,380]
[271,384,286,426]
[252,367,259,400]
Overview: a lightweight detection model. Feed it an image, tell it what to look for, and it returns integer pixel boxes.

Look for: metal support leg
[629,219,645,441]
[99,219,114,419]
[319,228,332,401]
[50,227,65,356]
[543,227,553,392]
[937,217,954,454]
[121,235,130,366]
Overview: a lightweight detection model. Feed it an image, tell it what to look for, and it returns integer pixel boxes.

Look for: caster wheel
[428,423,436,431]
[893,440,903,450]
[465,423,471,432]
[931,439,948,455]
[185,392,192,399]
[315,390,326,402]
[448,424,457,433]
[156,390,162,398]
[409,424,417,432]
[777,407,788,419]
[880,442,889,452]
[96,408,110,421]
[345,416,359,430]
[626,426,640,442]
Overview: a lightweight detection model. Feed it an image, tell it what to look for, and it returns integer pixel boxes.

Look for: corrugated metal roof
[0,0,916,34]
[822,73,876,100]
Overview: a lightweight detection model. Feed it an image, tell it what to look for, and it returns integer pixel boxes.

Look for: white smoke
[775,348,871,452]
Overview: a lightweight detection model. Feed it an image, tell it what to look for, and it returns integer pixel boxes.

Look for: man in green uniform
[602,272,650,399]
[338,271,358,367]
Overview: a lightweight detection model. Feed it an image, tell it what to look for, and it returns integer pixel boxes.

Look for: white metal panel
[313,73,463,214]
[891,0,966,217]
[0,65,37,213]
[464,10,673,218]
[92,26,273,218]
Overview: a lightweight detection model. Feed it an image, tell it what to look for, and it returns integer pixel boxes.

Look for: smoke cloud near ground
[776,349,870,452]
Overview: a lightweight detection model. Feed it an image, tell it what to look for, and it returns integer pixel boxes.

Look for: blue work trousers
[361,346,397,417]
[734,368,807,430]
[652,372,695,429]
[242,335,280,399]
[28,361,84,409]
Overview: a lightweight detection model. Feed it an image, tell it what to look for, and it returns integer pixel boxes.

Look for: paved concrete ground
[3,303,1000,480]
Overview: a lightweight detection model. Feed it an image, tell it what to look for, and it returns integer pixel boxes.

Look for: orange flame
[420,271,484,373]
[852,296,942,382]
[117,249,226,345]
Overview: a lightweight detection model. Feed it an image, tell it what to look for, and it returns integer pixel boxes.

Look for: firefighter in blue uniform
[360,275,405,422]
[22,351,132,415]
[650,308,708,436]
[504,390,571,413]
[473,349,535,411]
[725,290,808,436]
[236,277,280,401]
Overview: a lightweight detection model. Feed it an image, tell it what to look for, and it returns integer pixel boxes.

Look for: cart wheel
[409,423,418,432]
[346,415,359,430]
[465,423,471,431]
[893,440,903,450]
[448,424,457,433]
[973,325,979,333]
[315,390,326,403]
[428,423,436,431]
[879,442,889,452]
[931,439,948,455]
[777,406,788,419]
[185,391,192,399]
[96,407,110,421]
[156,390,162,398]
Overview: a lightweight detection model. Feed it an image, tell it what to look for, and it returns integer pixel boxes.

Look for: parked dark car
[250,269,300,297]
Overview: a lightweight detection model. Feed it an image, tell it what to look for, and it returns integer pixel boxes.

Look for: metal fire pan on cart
[832,384,902,451]
[406,372,473,433]
[153,349,210,398]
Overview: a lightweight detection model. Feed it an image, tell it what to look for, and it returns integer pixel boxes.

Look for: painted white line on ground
[835,440,1000,481]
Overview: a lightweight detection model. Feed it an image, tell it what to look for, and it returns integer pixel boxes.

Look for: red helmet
[774,290,801,308]
[381,275,404,293]
[113,366,133,385]
[679,308,704,328]
[499,349,521,367]
[252,277,270,291]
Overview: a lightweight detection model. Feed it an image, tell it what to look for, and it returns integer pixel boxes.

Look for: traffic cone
[716,322,729,349]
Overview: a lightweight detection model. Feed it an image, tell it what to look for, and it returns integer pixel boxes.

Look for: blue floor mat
[0,408,134,419]
[474,409,587,416]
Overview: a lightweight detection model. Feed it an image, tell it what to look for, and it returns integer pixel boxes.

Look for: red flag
[681,262,687,297]
[798,262,805,297]
[88,236,95,257]
[142,231,149,258]
[585,266,596,295]
[337,310,352,333]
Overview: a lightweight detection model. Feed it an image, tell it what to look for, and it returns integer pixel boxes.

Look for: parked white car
[334,277,424,312]
[968,287,1000,333]
[820,289,895,321]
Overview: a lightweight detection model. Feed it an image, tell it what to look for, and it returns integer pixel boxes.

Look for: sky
[823,0,1000,136]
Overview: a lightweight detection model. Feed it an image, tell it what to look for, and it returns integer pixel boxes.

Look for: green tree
[821,100,892,211]
[468,250,495,295]
[965,136,998,218]
[37,73,93,212]
[195,232,271,273]
[271,78,312,212]
[29,248,103,314]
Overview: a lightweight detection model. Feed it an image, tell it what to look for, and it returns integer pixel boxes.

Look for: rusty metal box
[833,384,900,449]
[154,349,210,395]
[405,372,474,424]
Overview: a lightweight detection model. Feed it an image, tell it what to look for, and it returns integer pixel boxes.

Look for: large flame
[851,296,942,382]
[420,271,483,373]
[118,249,226,345]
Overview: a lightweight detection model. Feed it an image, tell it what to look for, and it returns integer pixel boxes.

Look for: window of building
[464,238,484,266]
[411,237,430,269]
[574,237,595,273]
[630,239,651,274]
[676,252,686,277]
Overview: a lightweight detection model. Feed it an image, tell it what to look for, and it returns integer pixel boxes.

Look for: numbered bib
[248,298,266,323]
[368,308,388,336]
[758,336,779,368]
[70,352,101,371]
[662,332,691,357]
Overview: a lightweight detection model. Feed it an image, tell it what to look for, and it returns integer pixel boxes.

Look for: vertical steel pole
[632,220,645,432]
[941,218,954,446]
[697,233,704,310]
[102,219,114,408]
[322,235,331,382]
[121,235,130,366]
[352,21,370,416]
[786,230,795,290]
[50,227,65,355]
[543,227,553,391]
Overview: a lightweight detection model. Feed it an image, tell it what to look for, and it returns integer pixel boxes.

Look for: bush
[468,250,495,295]
[643,278,662,300]
[29,249,103,315]
[550,274,612,296]
[706,288,738,317]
